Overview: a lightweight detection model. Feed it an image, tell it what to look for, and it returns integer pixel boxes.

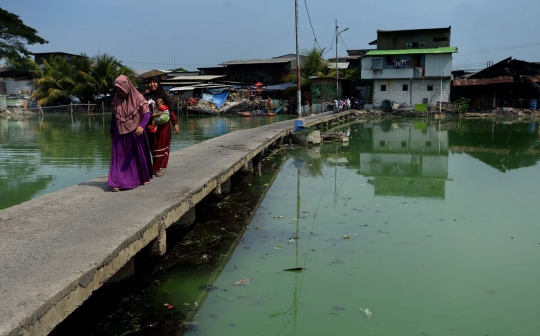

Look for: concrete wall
[3,80,33,95]
[377,28,451,49]
[363,68,415,80]
[373,78,451,107]
[363,54,452,80]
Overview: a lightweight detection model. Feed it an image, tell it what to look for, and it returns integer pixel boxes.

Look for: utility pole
[295,0,301,117]
[335,20,349,102]
[336,19,339,101]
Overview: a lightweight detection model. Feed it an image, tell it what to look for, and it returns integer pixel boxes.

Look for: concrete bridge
[0,111,354,336]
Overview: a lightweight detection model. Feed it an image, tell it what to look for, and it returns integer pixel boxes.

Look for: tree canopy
[0,8,48,60]
[31,53,137,106]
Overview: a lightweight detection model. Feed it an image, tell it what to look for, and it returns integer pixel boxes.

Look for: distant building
[33,52,86,66]
[452,57,540,109]
[218,54,304,85]
[360,27,457,109]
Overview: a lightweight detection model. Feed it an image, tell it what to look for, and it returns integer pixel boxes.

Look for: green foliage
[285,47,333,88]
[169,67,188,72]
[30,56,76,106]
[456,97,469,113]
[345,68,361,85]
[4,55,34,70]
[0,8,48,60]
[31,53,137,106]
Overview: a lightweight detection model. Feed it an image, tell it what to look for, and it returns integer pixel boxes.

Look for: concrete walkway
[0,110,354,336]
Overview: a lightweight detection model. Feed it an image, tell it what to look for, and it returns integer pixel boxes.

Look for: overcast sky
[3,0,540,72]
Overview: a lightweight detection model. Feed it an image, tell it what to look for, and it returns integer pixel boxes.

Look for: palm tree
[30,56,76,106]
[285,47,332,88]
[72,53,97,103]
[91,54,137,95]
[31,53,138,106]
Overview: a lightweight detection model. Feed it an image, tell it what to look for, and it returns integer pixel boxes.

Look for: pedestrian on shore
[266,96,272,113]
[107,75,153,192]
[147,76,180,177]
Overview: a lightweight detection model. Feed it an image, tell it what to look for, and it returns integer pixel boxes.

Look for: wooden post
[87,101,90,114]
[70,102,73,117]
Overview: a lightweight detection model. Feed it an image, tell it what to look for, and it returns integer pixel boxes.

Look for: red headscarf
[112,75,147,134]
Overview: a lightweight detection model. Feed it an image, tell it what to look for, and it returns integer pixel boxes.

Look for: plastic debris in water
[274,244,285,249]
[288,238,296,244]
[343,235,350,239]
[233,278,251,285]
[217,293,236,301]
[183,302,190,306]
[359,307,373,318]
[163,303,174,309]
[278,216,284,218]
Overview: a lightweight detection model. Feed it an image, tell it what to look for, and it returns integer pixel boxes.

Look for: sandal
[155,171,163,177]
[111,187,120,192]
[143,181,149,185]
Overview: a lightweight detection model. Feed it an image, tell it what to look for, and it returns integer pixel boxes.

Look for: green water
[0,114,294,210]
[92,118,540,336]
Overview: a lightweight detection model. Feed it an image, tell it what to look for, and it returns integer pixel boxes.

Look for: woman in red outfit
[147,76,179,176]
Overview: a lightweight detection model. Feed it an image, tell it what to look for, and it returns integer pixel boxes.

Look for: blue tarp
[201,92,228,109]
[205,87,229,95]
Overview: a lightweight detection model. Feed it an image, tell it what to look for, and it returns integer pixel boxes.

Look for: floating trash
[274,244,285,249]
[217,293,236,301]
[163,303,174,309]
[359,307,373,318]
[288,238,296,244]
[343,235,350,239]
[233,278,251,285]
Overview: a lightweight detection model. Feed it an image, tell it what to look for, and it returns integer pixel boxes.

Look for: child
[147,98,170,133]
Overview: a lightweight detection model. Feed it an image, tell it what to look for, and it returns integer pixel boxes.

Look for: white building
[360,27,457,109]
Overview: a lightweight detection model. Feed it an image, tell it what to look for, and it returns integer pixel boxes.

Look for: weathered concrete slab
[0,110,353,336]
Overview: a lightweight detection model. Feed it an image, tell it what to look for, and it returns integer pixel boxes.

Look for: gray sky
[3,0,540,72]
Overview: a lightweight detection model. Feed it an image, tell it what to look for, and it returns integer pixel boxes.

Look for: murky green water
[86,118,540,336]
[0,114,294,210]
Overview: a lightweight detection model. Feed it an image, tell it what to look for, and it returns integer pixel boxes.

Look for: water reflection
[359,122,449,199]
[449,119,540,172]
[0,114,294,210]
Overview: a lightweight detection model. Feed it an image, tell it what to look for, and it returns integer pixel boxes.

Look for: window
[386,56,394,65]
[402,84,408,91]
[426,141,432,148]
[427,84,433,91]
[401,141,407,148]
[412,42,419,48]
[381,85,387,92]
[380,141,385,147]
[433,37,448,42]
[440,37,448,42]
[433,37,440,42]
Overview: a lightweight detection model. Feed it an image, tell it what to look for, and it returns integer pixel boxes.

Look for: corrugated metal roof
[377,26,450,33]
[169,86,196,91]
[328,62,350,70]
[219,58,295,66]
[366,47,457,56]
[166,75,226,80]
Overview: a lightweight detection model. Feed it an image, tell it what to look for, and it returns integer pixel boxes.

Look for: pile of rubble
[189,99,247,114]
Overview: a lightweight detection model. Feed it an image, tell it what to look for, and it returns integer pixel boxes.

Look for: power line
[303,0,322,50]
[326,30,336,54]
[459,42,540,55]
[339,34,349,51]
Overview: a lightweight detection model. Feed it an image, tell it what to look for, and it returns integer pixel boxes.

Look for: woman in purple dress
[107,75,153,191]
